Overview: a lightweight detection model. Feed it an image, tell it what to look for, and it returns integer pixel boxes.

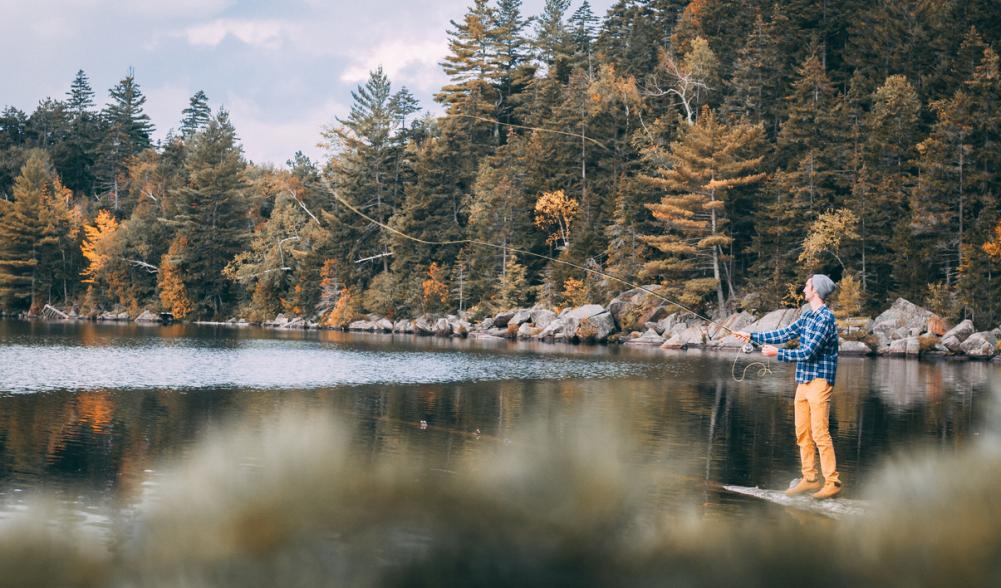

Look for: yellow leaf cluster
[983,222,1001,259]
[421,262,449,307]
[561,277,589,307]
[80,210,120,284]
[324,288,358,329]
[534,190,578,247]
[158,236,193,319]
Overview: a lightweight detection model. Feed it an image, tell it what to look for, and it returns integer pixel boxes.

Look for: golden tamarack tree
[640,108,765,314]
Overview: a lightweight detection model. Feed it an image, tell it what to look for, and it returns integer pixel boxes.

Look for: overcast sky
[1,0,616,166]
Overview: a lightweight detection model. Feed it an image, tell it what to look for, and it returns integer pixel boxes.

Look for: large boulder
[539,318,572,341]
[708,311,757,348]
[960,332,998,359]
[393,319,414,334]
[530,309,557,328]
[517,323,543,339]
[575,311,617,343]
[624,328,666,346]
[510,309,534,326]
[607,287,672,332]
[886,336,921,356]
[447,317,470,337]
[266,313,289,327]
[872,298,933,341]
[743,307,803,334]
[135,310,159,323]
[433,318,453,337]
[493,310,517,328]
[941,319,975,352]
[487,327,514,339]
[660,324,707,349]
[839,339,874,356]
[375,318,394,332]
[564,304,607,321]
[414,315,435,336]
[348,320,376,332]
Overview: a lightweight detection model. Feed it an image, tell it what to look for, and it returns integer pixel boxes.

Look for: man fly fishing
[736,274,841,500]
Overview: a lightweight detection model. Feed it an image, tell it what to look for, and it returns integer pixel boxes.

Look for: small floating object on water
[419,420,428,430]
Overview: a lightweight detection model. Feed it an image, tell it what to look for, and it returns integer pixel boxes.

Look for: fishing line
[454,114,609,150]
[318,179,774,380]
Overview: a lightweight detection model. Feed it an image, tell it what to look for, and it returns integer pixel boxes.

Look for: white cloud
[144,83,195,138]
[340,38,448,93]
[224,95,347,165]
[184,19,299,50]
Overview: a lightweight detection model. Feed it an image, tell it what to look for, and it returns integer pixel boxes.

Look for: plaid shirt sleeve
[777,312,834,363]
[750,316,804,345]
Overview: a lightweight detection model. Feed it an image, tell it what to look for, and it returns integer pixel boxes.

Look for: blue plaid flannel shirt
[750,305,839,384]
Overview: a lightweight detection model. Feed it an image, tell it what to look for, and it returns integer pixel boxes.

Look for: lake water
[0,319,997,522]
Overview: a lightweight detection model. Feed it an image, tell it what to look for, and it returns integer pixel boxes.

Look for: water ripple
[0,339,650,394]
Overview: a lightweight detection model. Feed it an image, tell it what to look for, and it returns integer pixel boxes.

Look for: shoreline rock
[23,295,998,362]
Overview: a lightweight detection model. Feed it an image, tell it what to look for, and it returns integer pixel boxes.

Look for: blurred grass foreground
[1,388,1000,588]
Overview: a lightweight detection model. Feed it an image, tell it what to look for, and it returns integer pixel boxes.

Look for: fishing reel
[741,342,755,354]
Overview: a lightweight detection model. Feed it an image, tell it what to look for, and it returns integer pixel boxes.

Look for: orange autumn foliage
[983,222,1001,259]
[421,262,449,309]
[80,210,120,284]
[159,236,193,319]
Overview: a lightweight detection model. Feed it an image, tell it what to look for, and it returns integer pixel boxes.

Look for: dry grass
[2,392,1000,587]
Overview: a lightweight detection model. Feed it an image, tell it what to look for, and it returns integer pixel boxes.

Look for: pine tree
[0,150,79,312]
[862,75,922,302]
[721,11,786,136]
[322,68,412,289]
[912,46,1001,323]
[62,70,101,196]
[568,0,599,76]
[494,252,529,309]
[180,90,212,137]
[96,69,155,210]
[173,109,247,318]
[752,53,850,294]
[640,109,765,314]
[224,179,311,321]
[534,0,573,77]
[460,140,539,307]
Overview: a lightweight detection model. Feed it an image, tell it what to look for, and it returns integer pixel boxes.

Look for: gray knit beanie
[811,274,836,301]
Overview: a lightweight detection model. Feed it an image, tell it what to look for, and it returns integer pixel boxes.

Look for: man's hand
[761,344,779,358]
[734,330,751,343]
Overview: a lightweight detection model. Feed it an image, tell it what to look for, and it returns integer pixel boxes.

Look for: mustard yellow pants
[794,378,840,484]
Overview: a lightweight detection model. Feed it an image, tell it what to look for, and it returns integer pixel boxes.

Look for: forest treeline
[2,0,1001,327]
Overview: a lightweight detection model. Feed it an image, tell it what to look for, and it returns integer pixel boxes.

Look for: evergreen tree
[172,109,247,318]
[322,68,412,289]
[180,90,212,137]
[534,0,573,77]
[640,109,765,314]
[459,141,538,307]
[721,11,786,136]
[62,70,101,196]
[96,69,155,210]
[569,0,599,75]
[857,75,922,302]
[0,150,79,312]
[0,107,29,199]
[752,53,850,296]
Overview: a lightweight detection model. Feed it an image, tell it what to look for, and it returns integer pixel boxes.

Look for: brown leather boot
[785,478,822,496]
[811,480,842,500]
